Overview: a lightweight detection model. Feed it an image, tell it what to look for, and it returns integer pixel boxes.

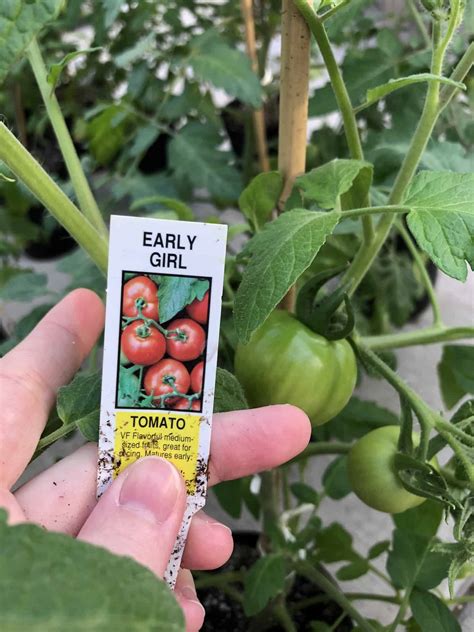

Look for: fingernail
[119,457,182,523]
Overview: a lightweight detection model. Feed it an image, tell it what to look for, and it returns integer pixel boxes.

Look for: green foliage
[0,512,185,631]
[56,371,102,442]
[438,345,474,409]
[243,553,286,616]
[238,171,283,231]
[213,368,248,413]
[157,276,209,323]
[410,589,461,632]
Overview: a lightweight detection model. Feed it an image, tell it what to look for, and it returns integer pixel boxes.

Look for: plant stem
[387,589,411,632]
[362,325,474,351]
[407,0,431,48]
[0,123,108,274]
[260,470,280,547]
[347,592,401,604]
[34,424,76,457]
[395,220,442,326]
[290,441,351,464]
[241,0,271,172]
[294,1,374,243]
[342,16,455,296]
[274,595,298,632]
[296,562,376,632]
[27,39,108,237]
[438,42,474,112]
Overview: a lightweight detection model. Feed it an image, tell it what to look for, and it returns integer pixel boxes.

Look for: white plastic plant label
[97,215,227,586]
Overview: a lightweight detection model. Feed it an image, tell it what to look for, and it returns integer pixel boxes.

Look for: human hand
[0,289,311,631]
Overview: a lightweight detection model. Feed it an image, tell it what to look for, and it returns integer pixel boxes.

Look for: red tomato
[191,361,204,393]
[166,318,206,362]
[186,291,209,324]
[121,322,166,366]
[144,359,190,406]
[173,398,201,411]
[122,276,159,320]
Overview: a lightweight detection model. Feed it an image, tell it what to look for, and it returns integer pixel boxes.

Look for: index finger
[0,289,104,488]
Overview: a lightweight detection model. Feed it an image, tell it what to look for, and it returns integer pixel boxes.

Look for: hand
[0,289,311,631]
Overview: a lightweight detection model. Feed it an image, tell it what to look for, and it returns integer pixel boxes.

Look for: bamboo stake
[278,0,311,309]
[241,0,271,172]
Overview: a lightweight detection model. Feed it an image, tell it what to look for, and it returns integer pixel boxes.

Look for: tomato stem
[361,325,474,351]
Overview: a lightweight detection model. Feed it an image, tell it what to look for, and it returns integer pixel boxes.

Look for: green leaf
[360,74,465,110]
[131,196,194,221]
[213,479,243,519]
[238,171,283,232]
[438,345,474,409]
[0,0,64,86]
[158,276,209,323]
[290,482,320,505]
[117,368,140,408]
[56,371,101,442]
[168,122,242,200]
[0,513,185,631]
[85,104,130,165]
[379,251,423,327]
[114,33,155,68]
[316,523,356,563]
[322,456,352,500]
[336,559,369,581]
[47,48,101,91]
[410,589,461,632]
[214,368,248,413]
[0,271,49,301]
[189,31,262,108]
[101,0,122,27]
[234,209,339,342]
[393,501,443,539]
[323,397,399,441]
[405,172,474,281]
[243,553,286,616]
[295,159,371,209]
[368,541,390,559]
[57,249,105,295]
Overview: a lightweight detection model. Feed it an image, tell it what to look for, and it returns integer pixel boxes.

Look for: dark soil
[197,532,353,632]
[24,206,76,260]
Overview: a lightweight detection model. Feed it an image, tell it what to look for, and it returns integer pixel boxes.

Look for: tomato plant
[0,0,473,630]
[186,291,209,325]
[166,318,206,362]
[121,321,166,366]
[235,310,356,425]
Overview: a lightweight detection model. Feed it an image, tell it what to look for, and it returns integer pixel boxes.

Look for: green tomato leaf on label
[437,345,474,409]
[295,159,371,209]
[0,514,185,631]
[118,367,140,408]
[405,172,474,281]
[158,276,209,323]
[0,0,65,86]
[234,209,339,342]
[239,171,283,232]
[243,553,286,616]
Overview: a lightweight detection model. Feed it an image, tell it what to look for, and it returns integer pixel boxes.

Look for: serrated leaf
[56,371,101,441]
[0,271,49,301]
[410,589,461,632]
[189,31,262,108]
[322,456,352,499]
[336,559,369,581]
[0,514,185,631]
[379,251,423,327]
[243,554,286,616]
[157,276,209,323]
[438,345,474,409]
[322,396,399,442]
[47,47,101,91]
[360,74,465,109]
[0,0,64,86]
[238,171,283,231]
[214,368,248,413]
[405,172,474,281]
[295,159,371,209]
[290,482,320,505]
[168,122,241,200]
[234,209,339,342]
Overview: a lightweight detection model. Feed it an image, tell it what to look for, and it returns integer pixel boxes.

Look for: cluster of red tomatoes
[120,275,209,411]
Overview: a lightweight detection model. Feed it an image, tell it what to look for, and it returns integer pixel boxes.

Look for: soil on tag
[197,532,353,632]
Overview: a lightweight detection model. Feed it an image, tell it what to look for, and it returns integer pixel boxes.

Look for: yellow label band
[114,411,202,494]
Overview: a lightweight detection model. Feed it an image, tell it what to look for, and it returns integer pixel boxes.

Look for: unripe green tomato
[347,425,427,514]
[234,310,357,425]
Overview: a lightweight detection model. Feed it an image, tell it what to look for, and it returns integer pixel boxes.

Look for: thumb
[78,456,187,578]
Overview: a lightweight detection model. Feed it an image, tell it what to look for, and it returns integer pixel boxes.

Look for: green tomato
[234,310,357,425]
[347,425,427,514]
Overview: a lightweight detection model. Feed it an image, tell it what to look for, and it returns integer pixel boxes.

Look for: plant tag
[97,215,227,587]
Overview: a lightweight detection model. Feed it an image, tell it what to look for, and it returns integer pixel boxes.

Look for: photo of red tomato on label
[118,272,210,412]
[97,215,227,588]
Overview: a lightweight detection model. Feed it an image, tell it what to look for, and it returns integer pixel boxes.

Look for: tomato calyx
[134,322,153,339]
[296,265,355,341]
